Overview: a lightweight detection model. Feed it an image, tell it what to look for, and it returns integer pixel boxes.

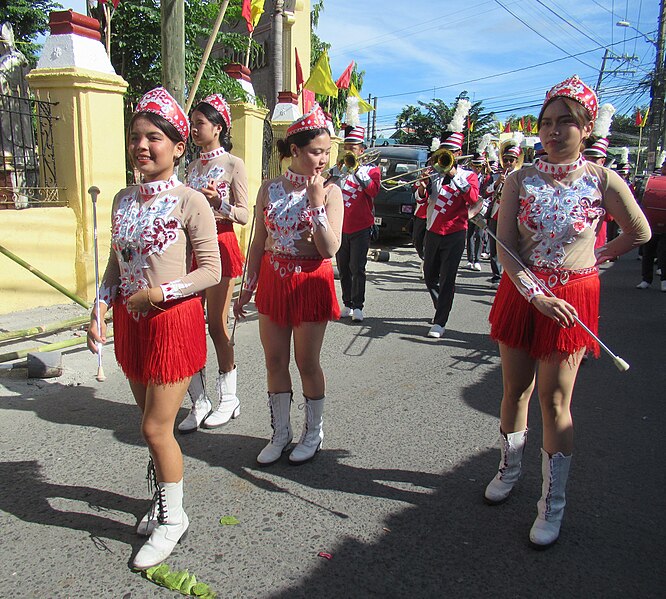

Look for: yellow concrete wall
[0,67,128,316]
[229,102,269,254]
[283,0,312,93]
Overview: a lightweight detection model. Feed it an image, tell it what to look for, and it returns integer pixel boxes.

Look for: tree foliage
[0,0,63,66]
[89,0,251,109]
[395,93,496,151]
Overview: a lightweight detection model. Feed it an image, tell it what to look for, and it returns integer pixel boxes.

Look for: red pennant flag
[503,121,511,133]
[295,48,304,92]
[467,116,471,130]
[520,116,525,131]
[335,60,354,89]
[302,89,315,113]
[635,110,642,126]
[242,0,253,32]
[99,0,121,7]
[526,117,532,133]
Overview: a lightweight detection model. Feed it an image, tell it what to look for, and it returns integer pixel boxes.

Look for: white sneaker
[352,308,364,322]
[473,262,482,271]
[340,306,353,318]
[465,262,474,270]
[481,252,490,260]
[636,281,650,289]
[427,324,444,338]
[661,280,666,292]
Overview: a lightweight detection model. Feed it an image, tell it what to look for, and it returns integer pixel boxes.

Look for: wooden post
[161,0,186,108]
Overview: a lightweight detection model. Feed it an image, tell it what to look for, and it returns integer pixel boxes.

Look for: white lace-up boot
[177,368,212,433]
[484,429,528,505]
[289,396,324,465]
[257,391,293,466]
[132,480,189,570]
[137,457,158,536]
[529,449,572,548]
[202,366,240,428]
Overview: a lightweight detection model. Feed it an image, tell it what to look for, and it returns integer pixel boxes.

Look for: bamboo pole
[0,331,114,364]
[0,244,90,309]
[185,0,231,113]
[0,316,89,343]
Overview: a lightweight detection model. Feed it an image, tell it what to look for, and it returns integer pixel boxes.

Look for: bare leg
[258,314,293,393]
[206,277,235,373]
[293,321,328,398]
[536,350,584,455]
[498,342,537,433]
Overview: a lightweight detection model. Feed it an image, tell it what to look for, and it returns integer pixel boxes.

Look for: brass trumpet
[323,148,380,178]
[379,151,472,191]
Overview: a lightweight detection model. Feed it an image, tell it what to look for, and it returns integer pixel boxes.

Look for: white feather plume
[620,147,629,163]
[592,103,616,138]
[430,136,441,152]
[477,133,492,154]
[487,144,498,162]
[447,98,472,133]
[345,96,360,127]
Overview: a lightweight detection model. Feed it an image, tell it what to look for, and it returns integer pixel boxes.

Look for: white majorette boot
[484,429,528,505]
[529,449,572,549]
[132,479,189,570]
[137,457,158,536]
[289,396,325,465]
[256,391,293,466]
[202,366,240,428]
[178,368,212,433]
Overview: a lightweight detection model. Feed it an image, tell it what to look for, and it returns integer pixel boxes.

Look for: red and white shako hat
[440,132,465,151]
[543,75,598,121]
[135,87,189,142]
[583,103,616,159]
[201,93,231,130]
[584,137,610,158]
[344,126,365,144]
[440,98,472,151]
[286,103,328,137]
[503,145,522,159]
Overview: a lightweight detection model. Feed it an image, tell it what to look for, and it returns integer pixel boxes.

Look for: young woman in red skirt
[484,76,650,548]
[87,87,221,569]
[234,104,343,466]
[177,95,249,433]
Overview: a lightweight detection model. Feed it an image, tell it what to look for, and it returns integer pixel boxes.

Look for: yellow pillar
[25,67,128,308]
[229,102,270,253]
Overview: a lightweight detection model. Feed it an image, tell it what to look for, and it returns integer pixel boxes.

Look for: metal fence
[262,113,281,181]
[0,93,62,209]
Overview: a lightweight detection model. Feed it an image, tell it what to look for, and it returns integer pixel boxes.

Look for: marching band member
[412,138,441,264]
[483,76,650,548]
[234,104,343,466]
[416,98,482,338]
[87,87,221,569]
[334,123,381,322]
[177,94,249,433]
[466,150,492,271]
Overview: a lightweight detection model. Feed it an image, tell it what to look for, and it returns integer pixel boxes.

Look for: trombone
[379,149,472,191]
[323,148,380,178]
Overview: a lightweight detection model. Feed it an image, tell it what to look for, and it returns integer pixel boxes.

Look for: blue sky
[66,0,658,137]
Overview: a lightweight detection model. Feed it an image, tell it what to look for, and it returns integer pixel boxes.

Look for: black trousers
[466,223,482,263]
[412,216,427,260]
[488,218,502,281]
[641,233,666,282]
[337,227,371,309]
[423,228,466,327]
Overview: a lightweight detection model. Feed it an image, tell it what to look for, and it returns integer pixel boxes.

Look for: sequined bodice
[264,181,313,255]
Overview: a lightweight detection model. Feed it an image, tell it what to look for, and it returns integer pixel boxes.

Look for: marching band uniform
[236,104,343,466]
[466,153,491,270]
[412,190,428,261]
[485,76,650,548]
[179,94,249,432]
[94,87,221,569]
[335,126,381,322]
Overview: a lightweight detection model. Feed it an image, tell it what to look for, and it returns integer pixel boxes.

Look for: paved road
[0,240,664,598]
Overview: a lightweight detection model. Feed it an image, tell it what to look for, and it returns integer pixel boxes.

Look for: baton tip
[613,357,630,372]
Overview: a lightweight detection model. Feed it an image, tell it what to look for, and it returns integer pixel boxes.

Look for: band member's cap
[616,163,630,175]
[201,94,232,130]
[583,137,609,158]
[344,126,365,144]
[470,153,485,166]
[543,75,598,121]
[440,131,464,151]
[503,145,521,159]
[286,103,329,137]
[135,87,190,142]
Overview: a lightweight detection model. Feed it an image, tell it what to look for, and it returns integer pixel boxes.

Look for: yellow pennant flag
[251,0,265,28]
[531,121,539,134]
[350,82,374,113]
[641,107,650,128]
[304,52,339,98]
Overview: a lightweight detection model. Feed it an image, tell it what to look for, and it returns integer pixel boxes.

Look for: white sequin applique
[518,173,605,268]
[265,181,312,255]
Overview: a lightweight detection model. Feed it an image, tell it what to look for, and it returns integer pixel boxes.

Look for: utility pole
[366,95,372,138]
[161,0,185,108]
[371,96,378,144]
[595,48,609,93]
[647,0,666,172]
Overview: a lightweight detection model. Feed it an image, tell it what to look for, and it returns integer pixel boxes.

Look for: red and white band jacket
[423,167,479,236]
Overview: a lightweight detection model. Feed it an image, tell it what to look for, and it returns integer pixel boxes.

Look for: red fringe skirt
[113,295,207,385]
[255,252,340,327]
[489,267,600,360]
[192,221,244,278]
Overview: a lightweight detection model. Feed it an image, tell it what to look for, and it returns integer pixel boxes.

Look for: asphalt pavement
[0,239,664,599]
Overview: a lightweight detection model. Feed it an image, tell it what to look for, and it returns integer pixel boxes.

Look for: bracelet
[147,289,166,312]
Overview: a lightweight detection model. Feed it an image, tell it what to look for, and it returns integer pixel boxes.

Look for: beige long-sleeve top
[498,157,651,301]
[99,178,221,308]
[186,148,249,226]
